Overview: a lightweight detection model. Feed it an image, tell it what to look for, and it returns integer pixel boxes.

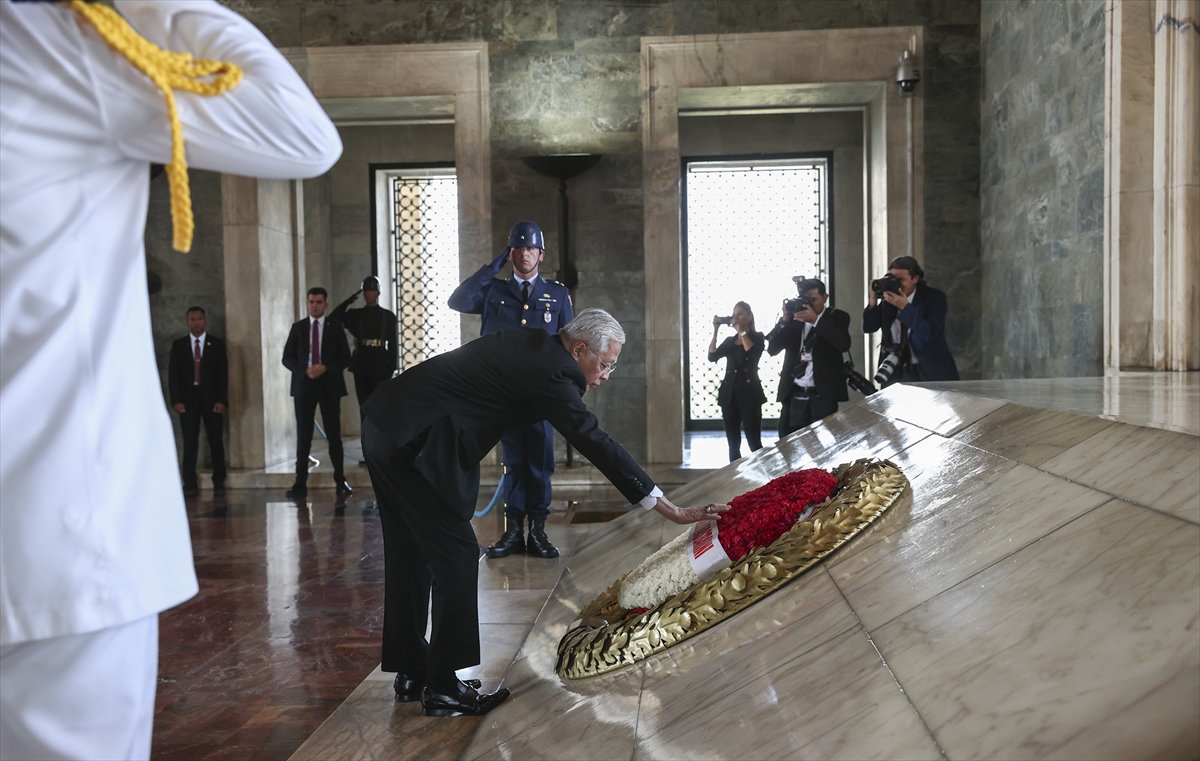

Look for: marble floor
[152,485,626,760]
[454,380,1199,760]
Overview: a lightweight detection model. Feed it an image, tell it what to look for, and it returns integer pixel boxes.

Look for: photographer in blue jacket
[863,256,959,387]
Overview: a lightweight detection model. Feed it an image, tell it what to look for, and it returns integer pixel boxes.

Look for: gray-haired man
[360,308,727,716]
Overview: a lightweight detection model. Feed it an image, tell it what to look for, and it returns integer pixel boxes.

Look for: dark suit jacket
[709,332,767,408]
[168,334,228,409]
[363,328,655,520]
[862,284,959,381]
[282,317,351,397]
[766,308,851,403]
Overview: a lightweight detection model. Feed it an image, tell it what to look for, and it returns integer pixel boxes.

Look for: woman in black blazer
[708,301,768,462]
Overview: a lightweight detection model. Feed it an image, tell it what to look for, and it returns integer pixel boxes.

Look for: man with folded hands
[361,308,728,716]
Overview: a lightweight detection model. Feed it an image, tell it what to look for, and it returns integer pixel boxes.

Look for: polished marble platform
[441,378,1198,760]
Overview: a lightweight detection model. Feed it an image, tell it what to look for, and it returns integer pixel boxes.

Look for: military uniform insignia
[544,311,552,323]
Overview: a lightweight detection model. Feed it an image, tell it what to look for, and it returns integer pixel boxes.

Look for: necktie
[311,319,320,366]
[522,281,531,303]
[193,337,201,384]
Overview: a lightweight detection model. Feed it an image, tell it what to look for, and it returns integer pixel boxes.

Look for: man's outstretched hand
[652,496,731,525]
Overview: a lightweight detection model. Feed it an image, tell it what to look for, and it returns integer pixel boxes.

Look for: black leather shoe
[421,682,510,717]
[183,486,199,498]
[394,674,481,702]
[485,516,525,559]
[335,479,352,497]
[285,484,307,500]
[526,520,560,558]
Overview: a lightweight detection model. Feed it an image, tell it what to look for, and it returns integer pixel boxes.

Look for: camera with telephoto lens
[873,347,903,385]
[783,295,813,317]
[717,316,733,326]
[871,273,903,297]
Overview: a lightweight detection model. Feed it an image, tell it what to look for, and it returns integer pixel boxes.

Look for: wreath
[555,459,908,679]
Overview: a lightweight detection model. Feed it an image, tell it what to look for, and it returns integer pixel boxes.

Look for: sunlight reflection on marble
[919,372,1200,436]
[634,627,941,761]
[874,499,1200,760]
[1039,422,1200,523]
[827,436,1113,630]
[953,403,1116,467]
[860,383,1007,437]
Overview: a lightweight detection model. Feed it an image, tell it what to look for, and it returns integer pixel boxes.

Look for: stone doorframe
[641,28,924,464]
[222,43,490,470]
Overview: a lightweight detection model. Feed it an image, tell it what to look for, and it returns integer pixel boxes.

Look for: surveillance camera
[896,50,920,94]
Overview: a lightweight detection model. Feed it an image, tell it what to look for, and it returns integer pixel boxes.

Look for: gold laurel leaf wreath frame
[555,458,909,679]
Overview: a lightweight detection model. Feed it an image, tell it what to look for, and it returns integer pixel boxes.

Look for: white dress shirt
[0,0,342,645]
[794,309,824,389]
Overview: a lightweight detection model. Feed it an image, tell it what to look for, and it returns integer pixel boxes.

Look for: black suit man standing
[360,309,728,717]
[766,277,852,436]
[168,306,228,498]
[283,287,353,499]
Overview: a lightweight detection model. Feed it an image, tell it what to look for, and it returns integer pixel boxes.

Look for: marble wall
[148,1,982,463]
[980,0,1107,378]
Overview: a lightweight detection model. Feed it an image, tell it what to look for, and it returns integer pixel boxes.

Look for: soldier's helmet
[507,220,545,251]
[361,275,381,292]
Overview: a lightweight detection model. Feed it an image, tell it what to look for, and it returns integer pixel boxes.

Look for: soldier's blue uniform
[448,255,574,527]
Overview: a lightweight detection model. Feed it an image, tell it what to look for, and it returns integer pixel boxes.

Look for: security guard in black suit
[331,275,398,417]
[167,306,228,497]
[361,308,727,716]
[448,220,574,559]
[282,287,353,499]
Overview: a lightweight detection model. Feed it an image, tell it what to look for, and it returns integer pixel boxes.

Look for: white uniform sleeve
[95,0,341,179]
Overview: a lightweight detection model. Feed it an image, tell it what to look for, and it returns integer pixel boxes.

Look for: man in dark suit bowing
[283,287,353,499]
[360,308,728,717]
[168,306,228,498]
[766,278,852,436]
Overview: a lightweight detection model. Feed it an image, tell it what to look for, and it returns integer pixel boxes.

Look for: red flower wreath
[715,468,838,562]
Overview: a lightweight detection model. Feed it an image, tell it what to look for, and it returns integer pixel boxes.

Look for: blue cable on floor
[475,474,505,518]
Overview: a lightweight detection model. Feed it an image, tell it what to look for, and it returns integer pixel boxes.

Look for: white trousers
[0,615,158,761]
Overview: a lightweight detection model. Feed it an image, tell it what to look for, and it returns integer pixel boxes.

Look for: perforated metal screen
[391,173,460,370]
[684,158,828,423]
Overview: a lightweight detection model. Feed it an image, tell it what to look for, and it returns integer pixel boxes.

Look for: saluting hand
[490,249,510,273]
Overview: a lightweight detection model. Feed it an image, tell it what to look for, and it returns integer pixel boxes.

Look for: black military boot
[485,515,525,559]
[526,519,560,558]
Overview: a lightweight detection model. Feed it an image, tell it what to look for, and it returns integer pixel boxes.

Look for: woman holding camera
[709,302,767,462]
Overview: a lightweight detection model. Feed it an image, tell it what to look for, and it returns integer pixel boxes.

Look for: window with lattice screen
[388,168,460,370]
[683,156,829,425]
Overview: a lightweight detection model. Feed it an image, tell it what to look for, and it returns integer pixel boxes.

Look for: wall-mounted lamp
[896,49,920,96]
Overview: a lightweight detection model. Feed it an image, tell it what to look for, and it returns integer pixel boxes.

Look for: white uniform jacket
[0,0,342,645]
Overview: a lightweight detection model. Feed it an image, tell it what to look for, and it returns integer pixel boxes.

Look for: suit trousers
[778,390,839,437]
[719,390,764,462]
[361,419,481,682]
[294,381,343,482]
[500,420,555,522]
[180,386,226,489]
[0,614,157,761]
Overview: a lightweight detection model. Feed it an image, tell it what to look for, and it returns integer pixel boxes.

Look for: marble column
[1104,0,1156,369]
[1151,0,1199,370]
[223,175,304,470]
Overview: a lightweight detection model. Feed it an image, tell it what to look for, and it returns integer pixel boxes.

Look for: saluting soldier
[448,220,574,559]
[331,275,399,418]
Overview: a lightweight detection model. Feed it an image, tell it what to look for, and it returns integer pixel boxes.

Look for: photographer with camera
[766,278,852,437]
[708,302,767,462]
[864,256,959,387]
